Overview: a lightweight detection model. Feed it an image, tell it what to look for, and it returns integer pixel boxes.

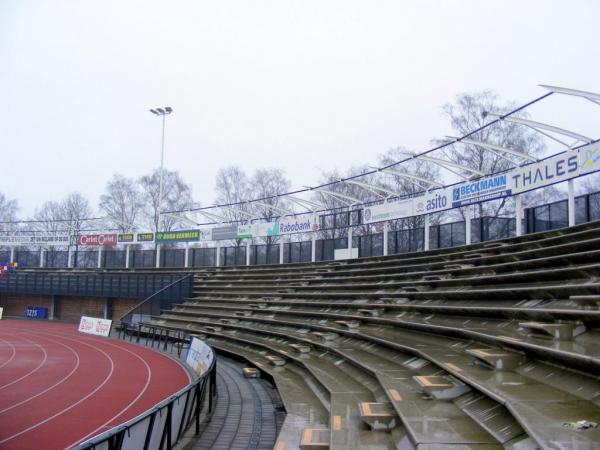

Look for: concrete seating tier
[145,220,600,449]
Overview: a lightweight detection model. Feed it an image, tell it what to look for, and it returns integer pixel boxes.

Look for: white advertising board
[186,336,214,376]
[0,233,71,247]
[278,215,319,235]
[78,316,112,337]
[362,142,600,224]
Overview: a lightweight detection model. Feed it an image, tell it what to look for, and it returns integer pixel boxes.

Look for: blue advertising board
[25,306,48,319]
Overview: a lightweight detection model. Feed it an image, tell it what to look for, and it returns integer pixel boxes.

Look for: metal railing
[119,274,193,326]
[0,272,193,300]
[73,328,217,450]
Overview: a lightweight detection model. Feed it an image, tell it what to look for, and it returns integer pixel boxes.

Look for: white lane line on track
[0,336,47,391]
[0,339,17,370]
[0,334,115,445]
[63,338,154,449]
[0,336,80,415]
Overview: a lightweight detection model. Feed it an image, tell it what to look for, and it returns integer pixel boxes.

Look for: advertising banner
[451,174,511,208]
[363,199,413,224]
[0,233,70,247]
[155,229,200,243]
[278,215,319,235]
[78,316,112,337]
[510,150,579,194]
[117,233,135,243]
[185,336,214,376]
[237,222,279,239]
[136,233,155,242]
[211,224,238,241]
[25,306,48,319]
[77,234,118,246]
[578,141,600,175]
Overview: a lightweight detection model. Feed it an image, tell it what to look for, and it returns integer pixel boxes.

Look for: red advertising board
[77,234,118,246]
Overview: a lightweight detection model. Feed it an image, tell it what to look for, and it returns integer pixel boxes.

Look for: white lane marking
[0,335,80,414]
[0,337,47,391]
[0,338,17,370]
[0,335,115,445]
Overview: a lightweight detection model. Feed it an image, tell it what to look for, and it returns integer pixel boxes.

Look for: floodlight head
[150,109,158,115]
[156,108,165,114]
[165,107,173,113]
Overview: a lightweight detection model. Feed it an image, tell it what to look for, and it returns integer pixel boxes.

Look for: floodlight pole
[149,107,173,234]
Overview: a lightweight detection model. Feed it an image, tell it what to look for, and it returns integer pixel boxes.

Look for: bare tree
[0,193,19,232]
[438,90,548,219]
[99,174,143,232]
[139,169,194,232]
[378,147,443,230]
[248,168,291,245]
[214,165,249,223]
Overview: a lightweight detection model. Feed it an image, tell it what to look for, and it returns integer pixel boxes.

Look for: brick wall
[0,294,140,323]
[0,294,52,317]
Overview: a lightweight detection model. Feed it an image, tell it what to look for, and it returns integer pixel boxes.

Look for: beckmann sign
[362,141,600,224]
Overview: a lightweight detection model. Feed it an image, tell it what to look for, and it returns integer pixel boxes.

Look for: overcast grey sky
[1,0,599,217]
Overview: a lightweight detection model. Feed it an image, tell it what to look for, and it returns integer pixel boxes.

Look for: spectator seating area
[144,220,600,449]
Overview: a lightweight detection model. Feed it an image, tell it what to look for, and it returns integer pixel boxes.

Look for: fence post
[155,244,161,268]
[125,245,130,269]
[10,247,15,263]
[279,237,284,264]
[97,248,102,269]
[568,179,576,227]
[465,206,472,245]
[246,239,251,266]
[382,221,388,256]
[515,194,523,236]
[424,214,430,251]
[184,243,190,268]
[311,232,316,262]
[216,241,220,267]
[39,248,44,268]
[67,246,73,268]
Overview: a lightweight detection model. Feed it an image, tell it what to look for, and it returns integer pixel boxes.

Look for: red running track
[0,319,191,450]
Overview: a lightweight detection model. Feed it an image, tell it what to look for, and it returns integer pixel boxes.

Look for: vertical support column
[155,244,161,268]
[515,194,523,236]
[184,243,190,268]
[383,222,389,256]
[10,247,15,263]
[67,246,73,268]
[125,245,130,269]
[568,179,576,227]
[216,241,221,267]
[246,239,251,266]
[424,214,430,251]
[50,295,58,320]
[104,298,112,320]
[311,232,316,262]
[279,237,284,264]
[97,247,102,269]
[465,206,472,245]
[40,248,44,268]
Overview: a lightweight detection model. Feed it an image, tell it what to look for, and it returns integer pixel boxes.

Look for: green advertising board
[118,233,134,243]
[155,229,200,243]
[136,233,155,242]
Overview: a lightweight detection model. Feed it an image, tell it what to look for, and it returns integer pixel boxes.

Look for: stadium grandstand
[1,85,600,450]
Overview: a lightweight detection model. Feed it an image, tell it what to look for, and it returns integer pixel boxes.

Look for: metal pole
[279,237,284,264]
[311,232,316,262]
[216,241,221,267]
[125,244,130,268]
[245,239,251,266]
[157,113,166,233]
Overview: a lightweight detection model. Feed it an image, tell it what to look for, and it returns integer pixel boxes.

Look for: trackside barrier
[73,331,217,450]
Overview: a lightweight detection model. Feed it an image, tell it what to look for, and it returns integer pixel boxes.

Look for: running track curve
[0,319,190,450]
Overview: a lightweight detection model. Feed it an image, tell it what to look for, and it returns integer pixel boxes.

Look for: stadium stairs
[144,220,600,450]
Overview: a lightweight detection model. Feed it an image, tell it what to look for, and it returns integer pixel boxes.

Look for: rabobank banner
[278,215,319,235]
